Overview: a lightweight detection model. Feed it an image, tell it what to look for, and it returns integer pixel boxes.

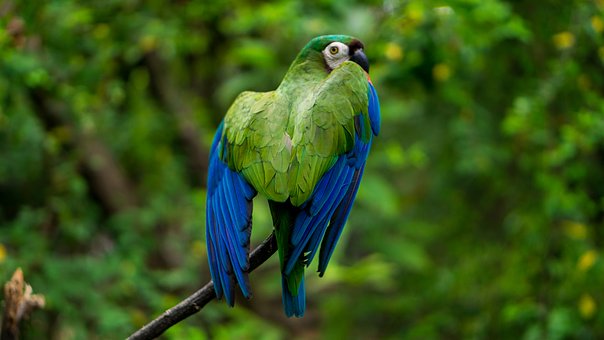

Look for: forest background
[1,0,604,338]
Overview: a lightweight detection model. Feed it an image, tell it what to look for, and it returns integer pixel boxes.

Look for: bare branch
[127,233,277,340]
[1,268,45,340]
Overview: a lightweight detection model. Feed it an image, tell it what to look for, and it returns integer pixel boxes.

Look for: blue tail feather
[281,274,306,317]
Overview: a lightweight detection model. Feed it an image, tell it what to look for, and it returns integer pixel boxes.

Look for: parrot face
[206,35,380,317]
[322,40,369,73]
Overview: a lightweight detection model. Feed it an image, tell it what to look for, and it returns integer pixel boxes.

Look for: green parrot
[206,35,380,317]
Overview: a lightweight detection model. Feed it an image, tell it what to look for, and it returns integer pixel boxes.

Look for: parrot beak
[350,48,369,73]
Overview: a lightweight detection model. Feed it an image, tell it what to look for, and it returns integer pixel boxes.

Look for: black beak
[350,48,369,73]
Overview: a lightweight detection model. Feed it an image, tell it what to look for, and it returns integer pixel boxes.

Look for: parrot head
[296,35,370,74]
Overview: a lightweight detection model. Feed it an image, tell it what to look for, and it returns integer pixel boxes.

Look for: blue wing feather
[368,82,380,136]
[317,83,379,275]
[308,161,346,216]
[285,162,354,274]
[206,122,257,306]
[318,164,365,276]
[305,166,355,265]
[284,82,381,276]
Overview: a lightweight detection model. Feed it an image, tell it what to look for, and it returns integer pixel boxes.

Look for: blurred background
[1,0,604,338]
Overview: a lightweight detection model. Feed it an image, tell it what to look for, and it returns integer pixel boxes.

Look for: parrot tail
[282,267,306,317]
[269,201,307,317]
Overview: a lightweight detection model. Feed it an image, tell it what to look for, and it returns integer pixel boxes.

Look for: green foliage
[1,0,604,338]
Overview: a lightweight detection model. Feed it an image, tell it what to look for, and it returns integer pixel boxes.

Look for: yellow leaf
[577,74,591,90]
[385,42,403,61]
[0,243,6,263]
[192,240,205,258]
[578,250,597,271]
[552,31,575,50]
[433,63,451,82]
[140,35,157,52]
[93,24,110,40]
[563,221,587,240]
[579,294,596,319]
[407,4,424,23]
[130,308,147,327]
[400,3,425,31]
[592,16,604,34]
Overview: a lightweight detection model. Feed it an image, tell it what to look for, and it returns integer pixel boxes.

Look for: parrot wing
[206,121,257,306]
[207,89,291,304]
[223,91,291,202]
[317,82,380,276]
[284,63,381,275]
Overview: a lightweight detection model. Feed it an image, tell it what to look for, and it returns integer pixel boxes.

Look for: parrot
[205,35,380,317]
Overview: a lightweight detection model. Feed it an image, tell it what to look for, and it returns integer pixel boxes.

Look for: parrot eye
[322,42,350,71]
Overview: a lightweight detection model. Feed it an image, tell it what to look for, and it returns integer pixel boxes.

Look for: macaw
[205,35,380,317]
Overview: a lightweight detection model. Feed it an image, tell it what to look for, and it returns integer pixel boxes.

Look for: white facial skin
[322,42,350,70]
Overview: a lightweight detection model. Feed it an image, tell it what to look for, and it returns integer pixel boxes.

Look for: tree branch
[127,233,278,340]
[1,268,45,340]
